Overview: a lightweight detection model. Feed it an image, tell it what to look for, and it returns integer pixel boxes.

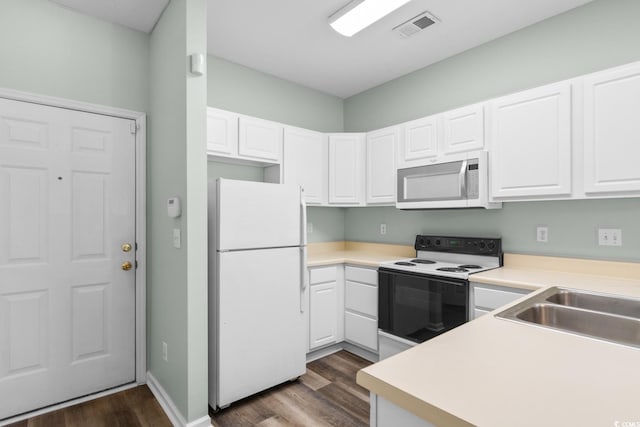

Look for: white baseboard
[306,342,379,363]
[147,372,212,427]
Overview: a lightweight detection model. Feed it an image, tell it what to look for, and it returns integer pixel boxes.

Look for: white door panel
[217,248,305,406]
[0,98,135,419]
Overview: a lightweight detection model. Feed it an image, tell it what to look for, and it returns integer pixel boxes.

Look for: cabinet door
[400,115,438,164]
[328,133,366,205]
[238,116,283,162]
[583,63,640,194]
[442,104,484,154]
[283,127,327,204]
[309,282,338,350]
[366,126,399,204]
[489,82,572,199]
[206,108,238,156]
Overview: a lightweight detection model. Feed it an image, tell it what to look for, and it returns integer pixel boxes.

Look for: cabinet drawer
[309,266,337,285]
[475,286,526,310]
[345,266,377,285]
[345,311,378,351]
[345,281,377,317]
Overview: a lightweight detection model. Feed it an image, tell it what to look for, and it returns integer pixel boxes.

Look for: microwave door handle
[459,160,468,197]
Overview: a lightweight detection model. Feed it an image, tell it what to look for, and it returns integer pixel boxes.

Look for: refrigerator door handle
[300,187,308,313]
[300,246,307,313]
[300,187,307,246]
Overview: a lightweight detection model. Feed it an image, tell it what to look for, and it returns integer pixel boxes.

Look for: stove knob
[418,237,425,246]
[479,241,486,249]
[426,239,431,246]
[488,242,496,250]
[435,239,441,246]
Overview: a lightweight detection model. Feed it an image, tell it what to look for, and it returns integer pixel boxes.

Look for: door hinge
[130,122,140,135]
[135,260,138,269]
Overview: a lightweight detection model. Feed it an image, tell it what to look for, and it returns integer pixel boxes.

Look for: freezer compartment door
[216,247,306,407]
[215,179,303,250]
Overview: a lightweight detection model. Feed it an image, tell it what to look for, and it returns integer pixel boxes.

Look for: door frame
[0,87,148,386]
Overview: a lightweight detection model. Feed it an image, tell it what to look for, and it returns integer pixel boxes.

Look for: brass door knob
[121,243,132,252]
[121,261,133,271]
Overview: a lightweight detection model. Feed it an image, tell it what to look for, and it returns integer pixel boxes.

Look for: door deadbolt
[121,243,132,252]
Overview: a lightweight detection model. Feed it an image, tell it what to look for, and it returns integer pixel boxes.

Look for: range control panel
[414,235,502,257]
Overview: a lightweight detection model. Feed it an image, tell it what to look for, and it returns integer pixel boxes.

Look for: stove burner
[411,259,436,264]
[395,261,416,266]
[436,267,468,273]
[459,264,482,269]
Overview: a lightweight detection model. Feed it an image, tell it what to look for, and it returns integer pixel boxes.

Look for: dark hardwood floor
[211,350,372,427]
[6,350,371,427]
[5,386,171,427]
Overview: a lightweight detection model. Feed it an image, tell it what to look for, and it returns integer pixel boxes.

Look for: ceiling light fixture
[329,0,412,37]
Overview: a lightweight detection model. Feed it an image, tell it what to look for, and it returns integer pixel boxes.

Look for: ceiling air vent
[393,11,439,38]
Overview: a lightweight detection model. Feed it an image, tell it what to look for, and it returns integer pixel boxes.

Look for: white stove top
[379,251,501,280]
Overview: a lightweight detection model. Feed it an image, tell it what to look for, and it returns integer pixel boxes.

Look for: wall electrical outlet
[380,223,387,235]
[598,228,622,246]
[536,226,548,243]
[307,222,313,234]
[162,341,168,362]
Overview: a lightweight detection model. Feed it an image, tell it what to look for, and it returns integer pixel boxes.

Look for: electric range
[377,235,503,356]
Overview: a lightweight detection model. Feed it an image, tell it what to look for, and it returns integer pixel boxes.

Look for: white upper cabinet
[238,116,283,163]
[400,115,438,166]
[207,108,239,157]
[489,81,572,199]
[328,133,366,206]
[366,126,399,205]
[441,103,485,154]
[583,63,640,195]
[283,127,328,205]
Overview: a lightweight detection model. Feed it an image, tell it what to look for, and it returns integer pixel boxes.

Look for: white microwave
[396,151,501,209]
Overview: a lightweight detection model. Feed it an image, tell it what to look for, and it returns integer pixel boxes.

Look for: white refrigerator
[208,178,307,409]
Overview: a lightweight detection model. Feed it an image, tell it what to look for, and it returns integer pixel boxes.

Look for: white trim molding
[147,372,212,427]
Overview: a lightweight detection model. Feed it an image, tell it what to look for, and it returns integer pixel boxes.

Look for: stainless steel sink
[546,289,640,319]
[496,287,640,348]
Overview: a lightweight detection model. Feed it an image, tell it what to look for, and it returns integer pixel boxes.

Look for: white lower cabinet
[471,282,531,318]
[372,394,436,427]
[344,266,378,352]
[308,265,343,351]
[306,264,379,355]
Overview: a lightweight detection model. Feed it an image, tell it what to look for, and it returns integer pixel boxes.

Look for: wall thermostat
[167,197,181,218]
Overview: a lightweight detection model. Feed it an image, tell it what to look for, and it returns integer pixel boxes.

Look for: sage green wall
[208,55,343,132]
[207,55,347,243]
[0,0,148,112]
[149,0,208,422]
[346,200,640,262]
[343,0,640,261]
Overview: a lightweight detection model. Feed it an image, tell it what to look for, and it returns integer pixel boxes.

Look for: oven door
[378,268,469,343]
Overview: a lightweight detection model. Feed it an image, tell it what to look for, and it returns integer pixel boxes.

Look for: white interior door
[0,98,136,420]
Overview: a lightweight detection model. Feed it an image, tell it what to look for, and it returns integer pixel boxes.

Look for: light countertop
[307,241,414,268]
[356,253,640,427]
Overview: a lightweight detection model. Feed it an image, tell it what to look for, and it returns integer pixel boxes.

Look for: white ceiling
[49,0,595,98]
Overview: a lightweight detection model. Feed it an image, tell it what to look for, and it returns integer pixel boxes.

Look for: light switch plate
[536,226,548,243]
[598,228,622,246]
[173,228,181,249]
